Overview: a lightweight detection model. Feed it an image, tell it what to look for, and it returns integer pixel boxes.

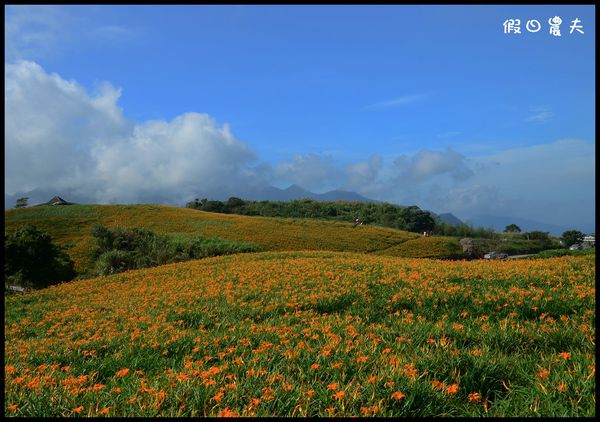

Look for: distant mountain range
[465,214,576,237]
[433,212,585,236]
[238,184,379,203]
[436,213,465,226]
[4,184,379,210]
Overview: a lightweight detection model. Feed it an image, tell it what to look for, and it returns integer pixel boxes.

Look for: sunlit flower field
[5,251,595,417]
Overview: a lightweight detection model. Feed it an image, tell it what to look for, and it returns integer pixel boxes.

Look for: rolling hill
[5,204,462,275]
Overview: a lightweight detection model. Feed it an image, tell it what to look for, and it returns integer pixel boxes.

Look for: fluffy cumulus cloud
[346,140,594,232]
[274,153,344,192]
[345,155,383,189]
[5,60,261,205]
[394,148,473,183]
[5,61,131,195]
[391,148,474,183]
[90,113,257,203]
[424,184,501,216]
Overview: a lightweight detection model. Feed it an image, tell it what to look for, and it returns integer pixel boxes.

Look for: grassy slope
[373,235,464,258]
[4,251,595,417]
[5,204,461,274]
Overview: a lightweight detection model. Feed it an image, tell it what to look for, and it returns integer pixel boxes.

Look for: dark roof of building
[46,196,73,205]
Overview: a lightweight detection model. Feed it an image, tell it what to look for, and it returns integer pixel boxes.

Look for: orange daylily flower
[446,384,459,394]
[468,392,481,402]
[115,368,130,377]
[391,391,406,400]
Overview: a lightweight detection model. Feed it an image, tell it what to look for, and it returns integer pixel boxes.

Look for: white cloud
[367,93,430,109]
[345,155,383,191]
[274,153,343,192]
[476,139,593,187]
[350,140,594,232]
[425,184,501,216]
[5,6,140,62]
[91,113,256,203]
[525,106,554,122]
[392,148,474,183]
[92,25,135,40]
[5,60,260,205]
[437,131,461,138]
[526,111,554,122]
[5,60,130,194]
[419,140,595,230]
[5,6,71,61]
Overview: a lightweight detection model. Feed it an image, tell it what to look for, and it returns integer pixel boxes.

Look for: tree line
[186,197,497,238]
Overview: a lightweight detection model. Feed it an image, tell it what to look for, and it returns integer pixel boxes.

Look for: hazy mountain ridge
[237,184,379,203]
[465,214,584,237]
[436,213,465,226]
[5,184,379,209]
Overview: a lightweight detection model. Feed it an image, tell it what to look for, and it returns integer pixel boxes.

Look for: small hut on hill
[45,196,74,206]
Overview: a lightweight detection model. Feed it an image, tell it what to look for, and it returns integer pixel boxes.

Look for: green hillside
[5,204,462,275]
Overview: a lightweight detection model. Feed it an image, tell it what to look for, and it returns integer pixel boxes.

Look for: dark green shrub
[533,248,595,259]
[4,225,76,289]
[90,224,115,255]
[560,230,585,248]
[91,225,261,276]
[95,250,135,276]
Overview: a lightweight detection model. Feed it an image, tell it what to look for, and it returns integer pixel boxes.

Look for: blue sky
[4,5,596,232]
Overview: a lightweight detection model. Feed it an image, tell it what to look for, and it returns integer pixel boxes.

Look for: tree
[185,198,208,210]
[527,231,550,241]
[504,224,521,233]
[5,225,76,289]
[202,200,225,213]
[15,197,29,208]
[401,206,435,232]
[561,230,585,248]
[226,197,246,213]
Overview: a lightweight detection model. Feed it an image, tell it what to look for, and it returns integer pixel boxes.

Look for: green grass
[529,248,595,259]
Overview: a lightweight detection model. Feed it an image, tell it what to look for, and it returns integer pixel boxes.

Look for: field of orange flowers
[5,205,456,274]
[4,251,595,417]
